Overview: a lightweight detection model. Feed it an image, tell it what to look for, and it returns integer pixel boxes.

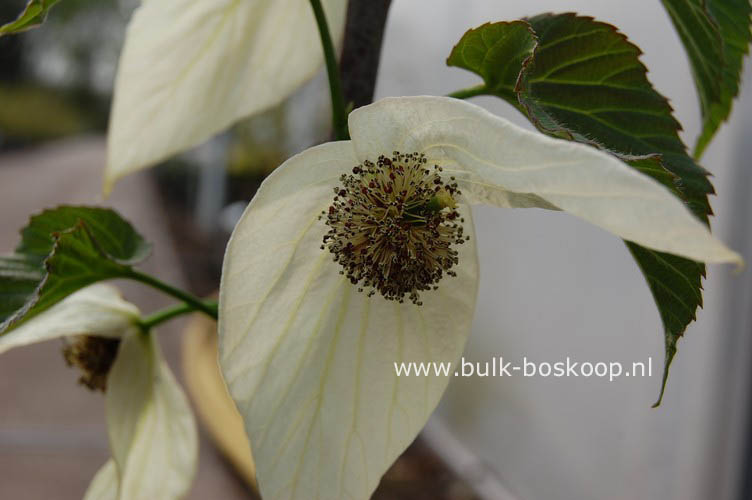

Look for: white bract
[85,329,197,500]
[219,96,741,500]
[0,285,198,500]
[105,0,348,194]
[0,284,140,355]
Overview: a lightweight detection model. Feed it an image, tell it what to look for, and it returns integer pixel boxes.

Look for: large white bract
[105,0,348,194]
[0,285,198,500]
[219,96,740,500]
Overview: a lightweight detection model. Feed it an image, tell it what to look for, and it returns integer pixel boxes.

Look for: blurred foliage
[0,0,327,212]
[227,107,289,177]
[0,83,95,143]
[0,0,126,148]
[47,0,118,19]
[0,1,27,79]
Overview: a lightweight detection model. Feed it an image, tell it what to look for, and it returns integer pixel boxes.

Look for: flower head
[63,335,121,392]
[0,284,198,500]
[322,152,466,304]
[219,96,741,500]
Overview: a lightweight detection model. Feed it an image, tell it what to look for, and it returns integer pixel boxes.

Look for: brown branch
[339,0,393,110]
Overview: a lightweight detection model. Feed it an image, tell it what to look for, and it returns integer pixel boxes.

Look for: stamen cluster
[63,335,121,392]
[321,152,467,305]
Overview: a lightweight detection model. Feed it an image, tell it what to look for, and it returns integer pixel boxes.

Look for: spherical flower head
[321,152,468,305]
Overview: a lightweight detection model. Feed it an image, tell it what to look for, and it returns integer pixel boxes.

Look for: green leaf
[517,14,713,216]
[624,154,682,197]
[0,206,151,334]
[626,242,704,406]
[448,14,716,404]
[0,0,61,36]
[662,0,752,157]
[447,21,538,104]
[518,15,714,404]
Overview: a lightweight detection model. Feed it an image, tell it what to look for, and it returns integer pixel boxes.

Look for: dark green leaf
[623,155,682,197]
[0,0,61,36]
[626,242,704,406]
[517,16,713,404]
[517,14,713,215]
[447,21,538,104]
[0,206,151,333]
[622,154,704,400]
[448,14,716,404]
[662,0,752,157]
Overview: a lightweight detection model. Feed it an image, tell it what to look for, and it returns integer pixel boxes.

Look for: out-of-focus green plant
[0,83,94,141]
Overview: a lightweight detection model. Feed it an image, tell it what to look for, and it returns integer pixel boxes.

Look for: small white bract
[219,96,741,500]
[0,285,198,500]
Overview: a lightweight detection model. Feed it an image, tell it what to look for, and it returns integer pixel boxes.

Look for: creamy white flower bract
[105,0,348,194]
[219,96,741,500]
[0,284,139,354]
[0,284,198,500]
[85,329,197,500]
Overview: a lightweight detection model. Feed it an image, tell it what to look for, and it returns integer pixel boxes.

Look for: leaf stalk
[310,0,349,140]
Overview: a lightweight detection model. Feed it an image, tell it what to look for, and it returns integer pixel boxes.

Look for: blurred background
[1,0,751,499]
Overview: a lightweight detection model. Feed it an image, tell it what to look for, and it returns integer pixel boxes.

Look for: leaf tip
[653,339,677,408]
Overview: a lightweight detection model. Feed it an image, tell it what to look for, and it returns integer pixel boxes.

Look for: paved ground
[0,137,252,499]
